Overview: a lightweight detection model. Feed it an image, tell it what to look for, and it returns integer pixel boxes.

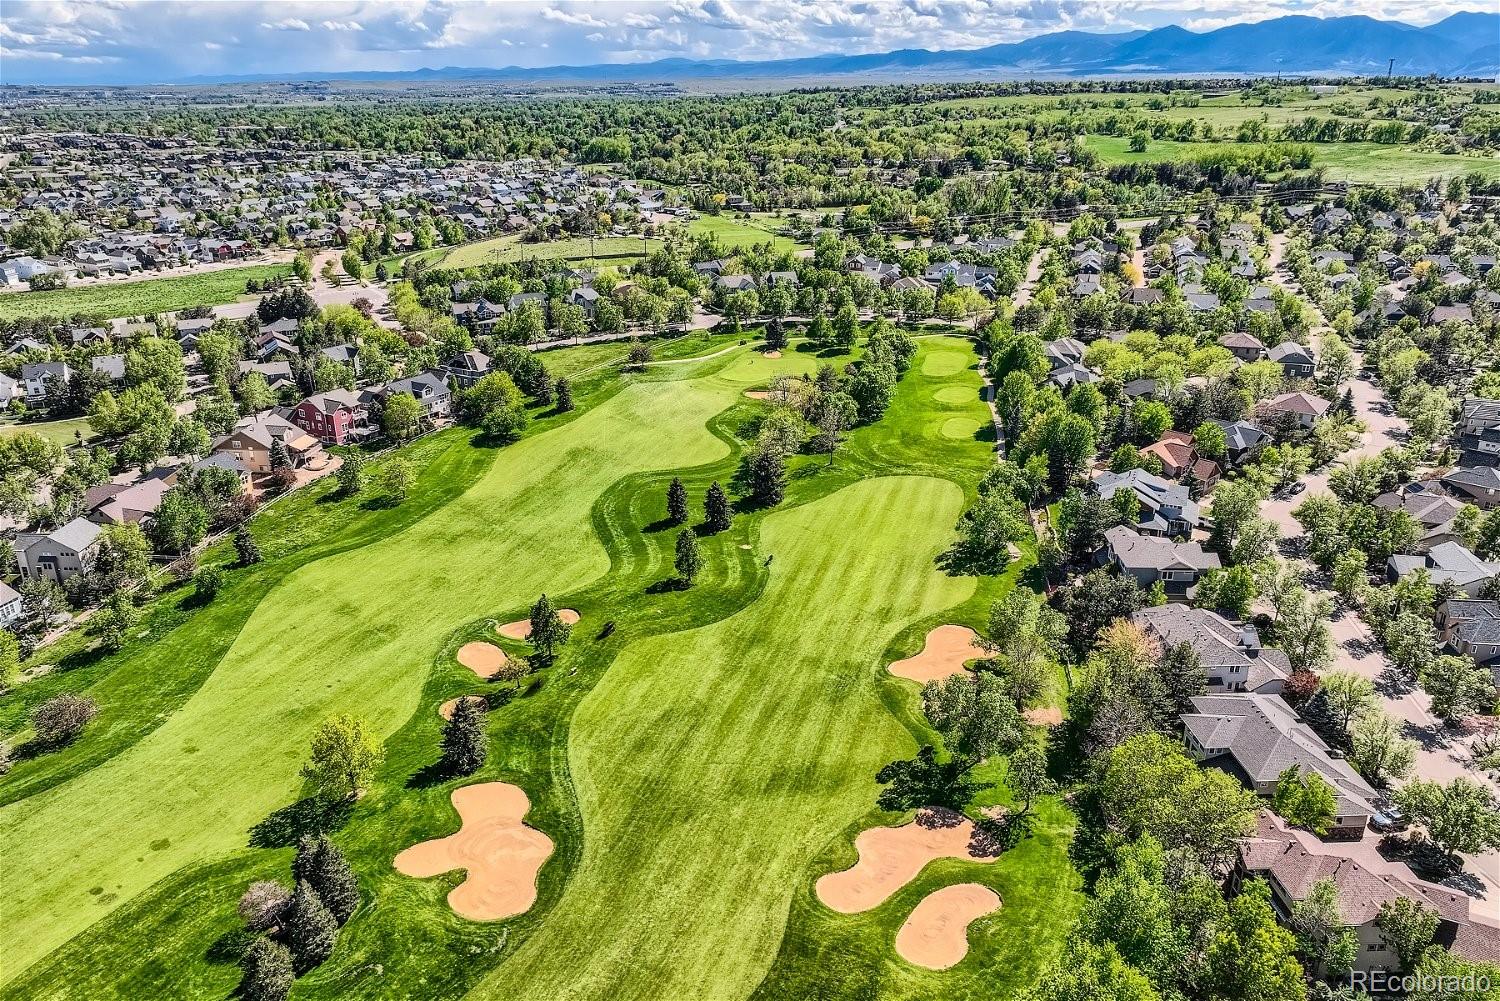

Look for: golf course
[0,334,1077,1001]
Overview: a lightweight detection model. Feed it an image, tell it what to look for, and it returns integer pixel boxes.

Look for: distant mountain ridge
[177,12,1500,85]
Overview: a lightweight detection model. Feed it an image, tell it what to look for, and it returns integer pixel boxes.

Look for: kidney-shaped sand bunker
[496,608,580,641]
[896,882,1001,970]
[815,807,1000,913]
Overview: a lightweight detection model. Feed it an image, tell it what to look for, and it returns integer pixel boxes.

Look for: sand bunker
[895,883,1001,970]
[439,695,488,720]
[744,390,774,400]
[816,808,999,913]
[394,783,554,921]
[457,642,508,679]
[497,608,580,641]
[888,626,988,684]
[763,350,782,358]
[1025,706,1063,727]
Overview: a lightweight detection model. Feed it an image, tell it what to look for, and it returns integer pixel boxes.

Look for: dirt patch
[816,807,999,913]
[393,782,554,921]
[763,350,782,358]
[895,883,1001,970]
[1025,706,1063,727]
[439,695,488,720]
[497,608,580,641]
[744,390,773,400]
[888,626,987,684]
[457,642,508,679]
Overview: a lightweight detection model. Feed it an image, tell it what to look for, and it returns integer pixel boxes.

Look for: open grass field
[440,234,658,270]
[0,415,95,447]
[1082,135,1500,184]
[0,264,291,321]
[1,334,1077,1001]
[687,214,804,254]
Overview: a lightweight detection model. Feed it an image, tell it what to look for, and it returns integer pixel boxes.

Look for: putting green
[940,417,982,440]
[932,385,975,405]
[920,351,969,377]
[0,378,737,978]
[478,476,972,1001]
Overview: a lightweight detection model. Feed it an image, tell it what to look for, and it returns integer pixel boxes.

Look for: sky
[0,0,1482,85]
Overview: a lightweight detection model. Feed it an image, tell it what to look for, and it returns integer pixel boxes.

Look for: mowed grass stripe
[478,475,972,1001]
[0,378,737,978]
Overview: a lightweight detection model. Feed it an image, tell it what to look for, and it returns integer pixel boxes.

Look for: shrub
[238,881,292,932]
[31,693,98,747]
[239,936,295,1001]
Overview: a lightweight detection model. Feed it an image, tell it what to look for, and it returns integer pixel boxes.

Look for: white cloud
[321,20,363,32]
[260,18,311,32]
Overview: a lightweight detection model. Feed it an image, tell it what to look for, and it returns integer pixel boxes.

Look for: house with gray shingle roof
[1098,525,1219,598]
[13,516,103,585]
[1133,605,1290,694]
[1387,542,1500,597]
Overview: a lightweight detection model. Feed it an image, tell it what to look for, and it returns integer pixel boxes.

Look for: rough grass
[0,415,95,447]
[0,265,291,321]
[440,235,657,270]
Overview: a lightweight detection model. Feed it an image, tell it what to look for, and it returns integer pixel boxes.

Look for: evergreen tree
[234,526,262,565]
[748,447,786,506]
[441,697,487,776]
[554,377,575,413]
[293,836,361,926]
[666,477,688,526]
[704,481,731,533]
[1158,642,1206,714]
[675,528,702,585]
[283,880,337,972]
[765,317,787,351]
[269,438,291,471]
[239,937,295,1001]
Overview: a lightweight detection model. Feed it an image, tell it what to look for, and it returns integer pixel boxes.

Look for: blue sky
[0,0,1475,85]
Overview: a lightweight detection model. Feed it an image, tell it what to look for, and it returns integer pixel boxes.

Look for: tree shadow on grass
[645,577,689,595]
[643,517,680,534]
[205,926,259,966]
[359,494,401,512]
[407,759,454,791]
[249,796,354,849]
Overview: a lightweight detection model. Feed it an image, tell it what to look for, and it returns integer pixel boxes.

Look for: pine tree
[675,528,702,585]
[554,378,575,413]
[283,880,337,971]
[441,697,487,776]
[235,526,262,565]
[239,936,295,1001]
[704,481,731,533]
[666,477,688,525]
[748,447,786,506]
[269,438,291,471]
[528,593,572,660]
[293,836,361,926]
[765,317,787,351]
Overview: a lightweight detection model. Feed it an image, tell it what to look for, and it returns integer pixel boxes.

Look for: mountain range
[179,13,1500,86]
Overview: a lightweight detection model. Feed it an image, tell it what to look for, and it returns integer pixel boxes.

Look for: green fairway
[482,475,971,1001]
[1082,135,1500,184]
[440,234,657,269]
[0,377,736,975]
[0,265,291,321]
[0,415,95,447]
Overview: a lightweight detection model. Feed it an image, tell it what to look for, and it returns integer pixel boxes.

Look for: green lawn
[440,235,657,270]
[0,415,95,447]
[1082,135,1500,184]
[1,336,1076,1001]
[0,265,291,321]
[687,214,804,254]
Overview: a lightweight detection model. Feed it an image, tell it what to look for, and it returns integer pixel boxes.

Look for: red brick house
[290,389,371,445]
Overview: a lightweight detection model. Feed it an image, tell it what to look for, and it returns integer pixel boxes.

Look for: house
[21,361,70,403]
[1373,483,1471,550]
[1181,694,1378,839]
[1235,812,1500,974]
[1133,604,1290,694]
[90,354,126,384]
[1442,467,1500,509]
[238,360,297,394]
[0,581,21,626]
[1093,468,1202,536]
[1263,391,1331,430]
[1436,598,1500,680]
[84,477,171,525]
[381,371,451,419]
[1044,337,1086,370]
[171,451,251,490]
[1457,399,1500,462]
[1139,430,1220,488]
[1122,287,1163,306]
[211,413,324,474]
[444,349,491,389]
[1212,419,1270,466]
[318,344,359,370]
[1388,542,1500,597]
[14,516,103,585]
[568,286,600,314]
[1219,332,1266,363]
[1047,363,1098,391]
[1268,341,1315,379]
[1098,525,1220,597]
[290,389,371,445]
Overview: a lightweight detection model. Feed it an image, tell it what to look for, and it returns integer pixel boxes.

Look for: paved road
[1013,248,1047,308]
[1260,350,1499,902]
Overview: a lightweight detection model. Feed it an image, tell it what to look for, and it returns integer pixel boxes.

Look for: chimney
[1239,624,1260,653]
